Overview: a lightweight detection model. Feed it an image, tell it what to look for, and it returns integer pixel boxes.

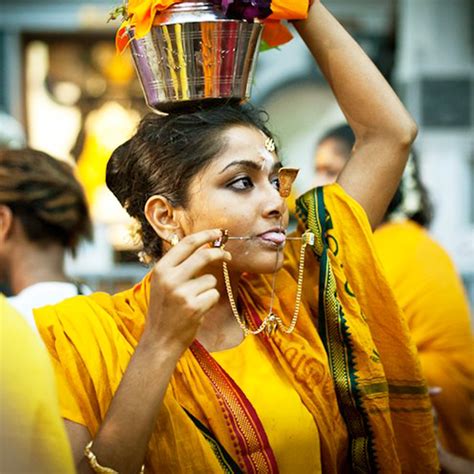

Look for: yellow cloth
[243,184,439,472]
[35,184,438,473]
[212,333,321,474]
[373,220,474,459]
[0,295,75,473]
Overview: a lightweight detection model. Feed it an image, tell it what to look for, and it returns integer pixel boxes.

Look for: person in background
[314,123,474,469]
[0,148,93,330]
[0,294,75,472]
[0,110,27,296]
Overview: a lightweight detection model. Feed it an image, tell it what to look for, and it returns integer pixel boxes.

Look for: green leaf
[107,4,128,23]
[259,39,281,53]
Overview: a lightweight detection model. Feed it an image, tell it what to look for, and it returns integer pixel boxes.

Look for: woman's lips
[258,231,286,246]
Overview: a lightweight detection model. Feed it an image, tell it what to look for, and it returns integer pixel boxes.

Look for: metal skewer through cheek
[218,163,314,335]
[226,236,305,241]
[213,234,308,246]
[219,226,315,336]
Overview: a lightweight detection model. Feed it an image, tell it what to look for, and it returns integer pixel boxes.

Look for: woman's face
[180,125,289,274]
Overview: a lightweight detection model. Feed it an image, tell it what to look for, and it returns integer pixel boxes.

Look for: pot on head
[129,1,263,113]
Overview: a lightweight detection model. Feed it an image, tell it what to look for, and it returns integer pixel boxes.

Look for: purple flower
[217,0,272,21]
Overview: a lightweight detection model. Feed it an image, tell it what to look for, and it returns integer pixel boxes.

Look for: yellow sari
[373,220,474,460]
[35,184,438,473]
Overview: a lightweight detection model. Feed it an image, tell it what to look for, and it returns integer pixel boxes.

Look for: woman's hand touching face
[144,228,232,355]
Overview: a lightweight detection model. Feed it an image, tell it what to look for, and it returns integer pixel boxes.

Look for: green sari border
[296,187,378,473]
[182,407,243,474]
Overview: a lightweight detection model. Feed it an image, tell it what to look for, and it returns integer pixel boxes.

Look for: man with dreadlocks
[0,148,93,331]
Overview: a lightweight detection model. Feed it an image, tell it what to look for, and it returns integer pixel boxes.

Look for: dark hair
[318,124,355,155]
[106,104,274,261]
[318,123,433,228]
[0,148,92,254]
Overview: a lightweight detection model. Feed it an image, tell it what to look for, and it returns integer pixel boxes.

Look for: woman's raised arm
[294,1,417,229]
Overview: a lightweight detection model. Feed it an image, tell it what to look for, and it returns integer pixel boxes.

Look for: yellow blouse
[212,334,321,474]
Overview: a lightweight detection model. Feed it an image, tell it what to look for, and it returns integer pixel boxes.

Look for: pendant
[278,167,299,198]
[265,313,279,336]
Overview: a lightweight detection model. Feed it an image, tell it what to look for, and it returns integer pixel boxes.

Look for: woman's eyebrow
[219,159,282,174]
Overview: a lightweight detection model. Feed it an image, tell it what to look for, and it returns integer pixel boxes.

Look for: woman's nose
[262,183,285,218]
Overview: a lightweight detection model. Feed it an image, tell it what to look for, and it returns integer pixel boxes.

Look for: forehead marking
[264,136,275,152]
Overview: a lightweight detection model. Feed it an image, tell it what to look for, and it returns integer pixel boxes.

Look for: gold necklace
[222,231,314,336]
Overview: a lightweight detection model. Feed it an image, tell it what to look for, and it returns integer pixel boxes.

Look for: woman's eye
[271,176,280,190]
[228,176,253,190]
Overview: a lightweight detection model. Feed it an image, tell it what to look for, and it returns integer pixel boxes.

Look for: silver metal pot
[129,1,263,113]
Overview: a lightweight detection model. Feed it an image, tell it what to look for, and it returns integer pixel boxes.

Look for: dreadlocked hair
[0,148,92,254]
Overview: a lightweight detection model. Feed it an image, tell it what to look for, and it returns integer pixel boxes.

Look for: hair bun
[106,139,133,208]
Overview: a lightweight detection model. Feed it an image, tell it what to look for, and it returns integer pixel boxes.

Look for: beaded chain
[222,231,314,336]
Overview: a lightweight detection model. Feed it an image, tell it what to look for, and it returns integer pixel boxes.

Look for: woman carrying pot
[35,1,439,472]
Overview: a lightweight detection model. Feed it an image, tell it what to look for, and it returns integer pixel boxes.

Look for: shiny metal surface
[129,1,263,113]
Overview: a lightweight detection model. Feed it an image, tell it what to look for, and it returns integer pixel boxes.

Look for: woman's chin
[234,258,284,275]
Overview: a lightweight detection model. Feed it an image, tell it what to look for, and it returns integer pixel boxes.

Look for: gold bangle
[84,441,145,473]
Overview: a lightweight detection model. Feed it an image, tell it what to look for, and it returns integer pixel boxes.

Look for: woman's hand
[143,228,231,355]
[68,229,231,473]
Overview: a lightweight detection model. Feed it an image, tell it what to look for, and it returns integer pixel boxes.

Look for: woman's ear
[0,205,14,245]
[144,195,182,243]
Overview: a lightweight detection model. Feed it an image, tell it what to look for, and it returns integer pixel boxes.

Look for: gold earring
[169,234,179,247]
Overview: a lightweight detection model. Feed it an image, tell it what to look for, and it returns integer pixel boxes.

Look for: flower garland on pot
[111,0,310,53]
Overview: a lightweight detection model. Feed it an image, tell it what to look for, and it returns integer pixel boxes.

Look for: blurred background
[1,0,473,307]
